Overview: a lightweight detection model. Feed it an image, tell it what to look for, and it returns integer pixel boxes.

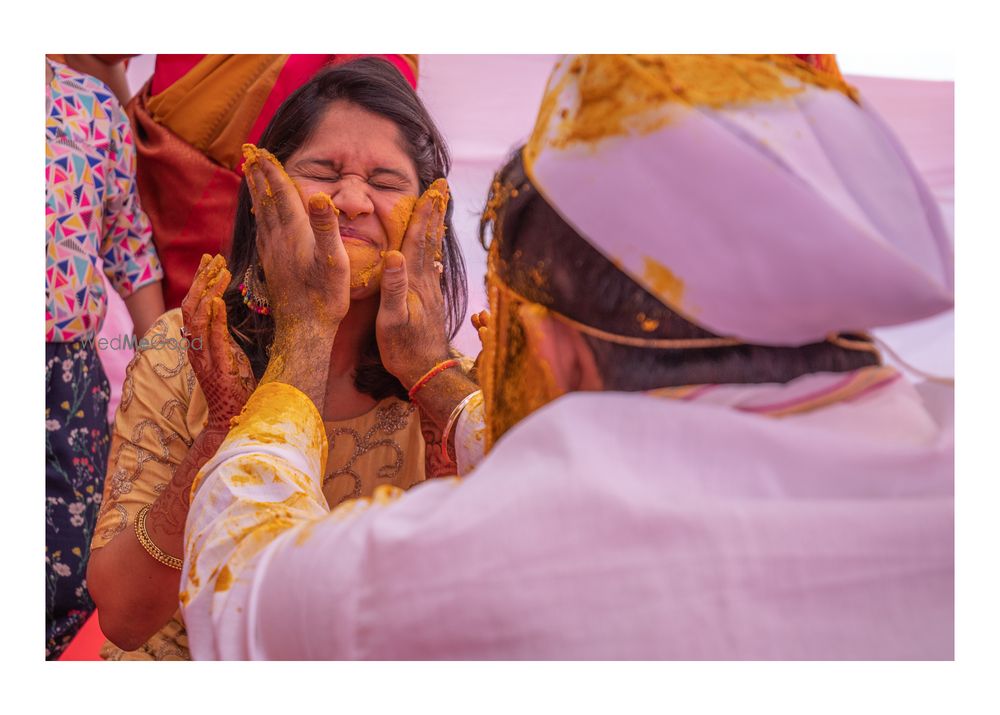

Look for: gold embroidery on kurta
[323,401,415,499]
[119,351,143,413]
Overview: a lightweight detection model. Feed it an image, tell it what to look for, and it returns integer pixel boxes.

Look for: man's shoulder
[475,391,674,485]
[474,386,952,502]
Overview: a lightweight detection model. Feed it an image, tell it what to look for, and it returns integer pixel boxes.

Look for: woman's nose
[331,177,374,220]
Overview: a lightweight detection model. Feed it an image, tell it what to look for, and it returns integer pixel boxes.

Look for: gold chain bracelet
[135,505,184,571]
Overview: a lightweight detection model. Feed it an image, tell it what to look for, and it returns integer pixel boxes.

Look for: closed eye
[369,180,405,191]
[289,158,415,191]
[298,175,401,192]
[300,173,340,183]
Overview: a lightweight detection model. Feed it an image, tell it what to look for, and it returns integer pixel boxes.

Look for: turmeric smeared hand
[468,310,491,384]
[375,178,452,390]
[471,310,491,349]
[242,144,350,343]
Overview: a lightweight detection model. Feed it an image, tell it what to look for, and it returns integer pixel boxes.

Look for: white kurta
[182,370,953,659]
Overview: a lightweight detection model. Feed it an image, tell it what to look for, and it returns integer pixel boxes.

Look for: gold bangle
[135,505,184,571]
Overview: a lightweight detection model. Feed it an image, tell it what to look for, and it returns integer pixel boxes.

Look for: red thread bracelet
[408,359,460,400]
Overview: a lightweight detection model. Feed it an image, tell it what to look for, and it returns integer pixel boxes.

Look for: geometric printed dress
[45,59,162,659]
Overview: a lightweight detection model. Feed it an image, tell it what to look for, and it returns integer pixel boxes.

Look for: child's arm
[123,281,165,338]
[100,99,165,334]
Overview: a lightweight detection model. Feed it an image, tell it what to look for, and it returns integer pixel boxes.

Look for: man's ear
[518,304,603,395]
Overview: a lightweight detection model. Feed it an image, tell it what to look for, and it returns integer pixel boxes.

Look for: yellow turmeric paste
[350,257,381,289]
[229,472,266,488]
[241,143,301,196]
[308,191,339,218]
[527,54,859,166]
[214,565,234,593]
[636,312,660,333]
[642,256,685,308]
[481,247,558,451]
[388,194,418,249]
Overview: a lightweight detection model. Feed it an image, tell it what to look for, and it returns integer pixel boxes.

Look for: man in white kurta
[181,54,953,659]
[182,367,952,659]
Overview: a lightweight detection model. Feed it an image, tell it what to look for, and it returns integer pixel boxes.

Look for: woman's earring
[239,264,271,315]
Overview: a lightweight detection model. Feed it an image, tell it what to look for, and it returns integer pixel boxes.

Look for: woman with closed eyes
[86,57,473,660]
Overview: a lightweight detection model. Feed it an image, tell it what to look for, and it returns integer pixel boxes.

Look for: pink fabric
[848,75,954,238]
[96,273,134,421]
[244,55,339,151]
[529,59,953,345]
[183,375,952,659]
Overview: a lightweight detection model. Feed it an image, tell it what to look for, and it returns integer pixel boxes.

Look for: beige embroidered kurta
[91,308,426,659]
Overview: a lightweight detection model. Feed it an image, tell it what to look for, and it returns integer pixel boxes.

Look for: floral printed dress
[45,342,110,658]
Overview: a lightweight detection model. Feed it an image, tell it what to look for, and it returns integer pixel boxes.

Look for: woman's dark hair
[224,57,467,401]
[480,148,878,390]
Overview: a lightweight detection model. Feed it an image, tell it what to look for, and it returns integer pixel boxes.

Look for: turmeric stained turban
[524,55,953,346]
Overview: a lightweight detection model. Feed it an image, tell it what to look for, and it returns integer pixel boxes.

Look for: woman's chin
[348,266,382,300]
[345,243,383,292]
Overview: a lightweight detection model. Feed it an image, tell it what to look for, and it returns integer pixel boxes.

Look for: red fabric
[127,87,242,309]
[335,54,418,89]
[243,54,418,152]
[379,54,418,89]
[149,54,207,95]
[58,611,105,661]
[244,55,339,151]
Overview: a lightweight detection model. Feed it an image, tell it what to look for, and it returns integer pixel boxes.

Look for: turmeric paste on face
[388,195,418,250]
[527,54,859,165]
[349,255,381,289]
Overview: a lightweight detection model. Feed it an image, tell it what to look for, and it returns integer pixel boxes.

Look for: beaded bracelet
[135,505,184,571]
[407,359,460,401]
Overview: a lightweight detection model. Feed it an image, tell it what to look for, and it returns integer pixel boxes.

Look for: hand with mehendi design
[180,254,257,433]
[88,270,258,651]
[419,410,458,478]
